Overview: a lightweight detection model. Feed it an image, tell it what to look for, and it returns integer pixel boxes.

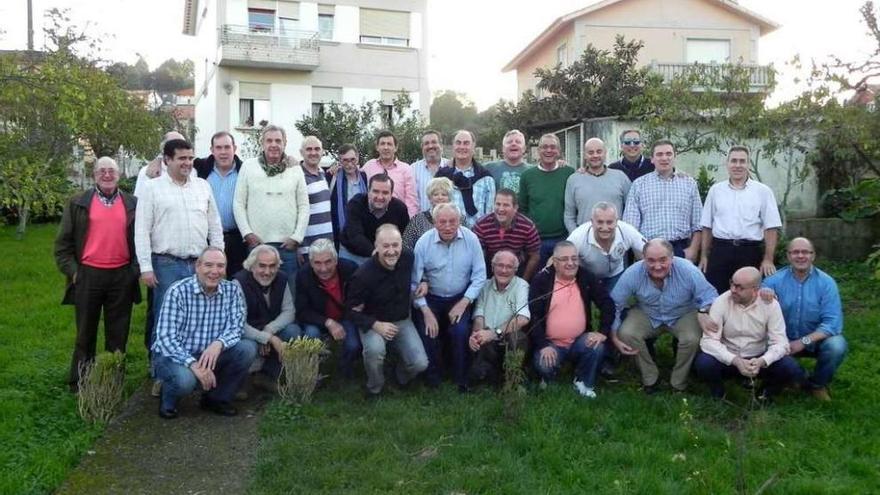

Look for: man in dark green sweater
[518,133,574,268]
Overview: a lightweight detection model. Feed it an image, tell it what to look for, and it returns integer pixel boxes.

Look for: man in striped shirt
[152,247,257,419]
[472,189,541,281]
[298,136,334,265]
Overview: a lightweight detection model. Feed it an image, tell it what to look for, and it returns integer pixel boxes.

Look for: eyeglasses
[621,140,641,146]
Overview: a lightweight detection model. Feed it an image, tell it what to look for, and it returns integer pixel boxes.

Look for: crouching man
[695,267,804,400]
[347,225,428,398]
[152,247,256,418]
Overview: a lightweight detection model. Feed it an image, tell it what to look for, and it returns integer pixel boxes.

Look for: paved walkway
[57,381,271,494]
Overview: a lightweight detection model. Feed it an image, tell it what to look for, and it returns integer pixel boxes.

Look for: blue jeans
[533,333,605,387]
[694,351,805,398]
[265,242,299,280]
[338,245,370,266]
[154,340,257,411]
[359,318,428,394]
[793,335,848,388]
[257,323,311,379]
[602,272,623,292]
[538,237,563,272]
[416,293,472,388]
[304,320,362,377]
[149,254,196,376]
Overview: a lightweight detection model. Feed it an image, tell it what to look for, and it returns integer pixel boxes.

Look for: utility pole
[27,0,34,50]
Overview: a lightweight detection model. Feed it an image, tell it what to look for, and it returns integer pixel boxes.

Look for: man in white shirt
[134,139,224,354]
[694,267,804,400]
[567,201,646,291]
[699,145,782,293]
[134,131,193,198]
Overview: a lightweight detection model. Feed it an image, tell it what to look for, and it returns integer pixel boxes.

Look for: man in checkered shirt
[152,247,256,419]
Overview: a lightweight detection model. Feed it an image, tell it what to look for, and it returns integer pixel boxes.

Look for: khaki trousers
[617,308,701,391]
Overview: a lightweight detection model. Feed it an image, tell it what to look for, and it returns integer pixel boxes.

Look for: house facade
[502,0,779,99]
[182,0,429,156]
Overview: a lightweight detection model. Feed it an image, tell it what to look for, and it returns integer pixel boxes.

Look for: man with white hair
[564,138,631,233]
[485,129,533,194]
[567,201,646,291]
[234,125,310,279]
[55,156,141,391]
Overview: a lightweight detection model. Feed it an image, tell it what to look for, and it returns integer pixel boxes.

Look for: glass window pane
[318,14,334,40]
[248,9,274,33]
[254,100,272,127]
[239,99,254,127]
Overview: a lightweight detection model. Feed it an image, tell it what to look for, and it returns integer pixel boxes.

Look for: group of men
[54,125,847,418]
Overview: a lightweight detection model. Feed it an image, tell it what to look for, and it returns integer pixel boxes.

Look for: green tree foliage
[106,56,194,94]
[0,9,165,236]
[295,93,426,164]
[429,90,478,141]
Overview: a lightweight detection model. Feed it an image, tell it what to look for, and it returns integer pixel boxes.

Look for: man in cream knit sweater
[234,125,310,279]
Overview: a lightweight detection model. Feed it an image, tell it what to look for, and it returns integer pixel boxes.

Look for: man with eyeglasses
[530,241,615,398]
[610,129,654,182]
[761,238,847,401]
[623,140,703,261]
[611,239,718,394]
[468,250,530,386]
[694,267,803,401]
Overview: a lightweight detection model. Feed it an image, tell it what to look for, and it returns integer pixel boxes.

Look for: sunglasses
[621,140,642,146]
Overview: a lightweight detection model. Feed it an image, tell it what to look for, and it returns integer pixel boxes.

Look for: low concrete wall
[785,217,880,262]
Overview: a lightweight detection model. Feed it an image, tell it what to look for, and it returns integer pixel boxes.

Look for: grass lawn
[0,225,148,495]
[1,223,879,494]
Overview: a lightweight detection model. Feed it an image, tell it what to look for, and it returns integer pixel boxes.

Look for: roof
[182,0,199,36]
[502,0,780,72]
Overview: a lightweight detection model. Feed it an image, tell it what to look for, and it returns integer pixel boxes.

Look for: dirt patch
[57,380,272,494]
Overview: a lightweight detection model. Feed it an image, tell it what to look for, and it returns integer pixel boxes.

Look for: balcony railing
[649,62,773,92]
[218,24,319,70]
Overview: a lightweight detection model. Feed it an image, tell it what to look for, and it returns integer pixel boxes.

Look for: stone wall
[785,217,880,262]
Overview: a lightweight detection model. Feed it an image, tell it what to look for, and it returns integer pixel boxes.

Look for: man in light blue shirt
[411,130,450,213]
[197,131,244,278]
[762,237,846,401]
[413,203,487,392]
[610,239,718,393]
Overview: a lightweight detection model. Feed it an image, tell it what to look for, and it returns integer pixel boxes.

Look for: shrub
[77,351,126,424]
[278,337,325,404]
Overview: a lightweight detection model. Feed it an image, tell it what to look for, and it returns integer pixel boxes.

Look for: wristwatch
[800,335,813,346]
[698,307,710,315]
[494,327,504,339]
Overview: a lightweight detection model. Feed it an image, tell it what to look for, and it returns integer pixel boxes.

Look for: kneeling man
[695,267,804,399]
[530,241,615,398]
[152,248,256,418]
[347,225,428,398]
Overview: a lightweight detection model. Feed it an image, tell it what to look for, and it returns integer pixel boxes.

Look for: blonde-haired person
[402,176,454,250]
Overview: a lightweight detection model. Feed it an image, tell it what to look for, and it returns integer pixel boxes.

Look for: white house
[182,0,429,156]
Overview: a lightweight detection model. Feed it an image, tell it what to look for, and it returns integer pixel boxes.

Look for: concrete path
[57,381,271,494]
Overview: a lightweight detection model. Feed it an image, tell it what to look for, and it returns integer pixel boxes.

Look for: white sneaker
[573,380,597,399]
[151,379,162,398]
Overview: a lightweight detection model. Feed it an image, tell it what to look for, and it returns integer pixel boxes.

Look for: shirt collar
[94,185,119,205]
[584,165,607,177]
[191,275,225,296]
[433,228,463,244]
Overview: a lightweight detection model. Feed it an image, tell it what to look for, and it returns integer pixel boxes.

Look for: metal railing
[219,24,320,68]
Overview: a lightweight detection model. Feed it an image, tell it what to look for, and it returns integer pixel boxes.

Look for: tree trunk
[16,204,30,240]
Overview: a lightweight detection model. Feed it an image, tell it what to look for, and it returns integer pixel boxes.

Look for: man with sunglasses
[610,129,654,182]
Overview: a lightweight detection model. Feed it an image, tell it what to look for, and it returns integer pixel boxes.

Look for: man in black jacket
[529,240,615,398]
[55,157,141,391]
[195,131,245,277]
[346,225,428,397]
[339,174,409,265]
[295,238,362,377]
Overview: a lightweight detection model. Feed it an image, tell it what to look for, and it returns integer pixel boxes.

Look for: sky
[0,0,876,109]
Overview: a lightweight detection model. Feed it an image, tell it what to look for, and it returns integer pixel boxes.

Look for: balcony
[218,24,319,71]
[649,62,773,93]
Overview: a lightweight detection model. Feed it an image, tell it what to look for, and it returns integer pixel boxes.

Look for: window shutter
[277,1,300,19]
[240,82,271,100]
[360,9,409,39]
[312,86,342,103]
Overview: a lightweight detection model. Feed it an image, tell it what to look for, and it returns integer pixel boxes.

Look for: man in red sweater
[55,157,141,391]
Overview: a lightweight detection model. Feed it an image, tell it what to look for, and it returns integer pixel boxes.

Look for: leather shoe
[158,406,179,420]
[199,397,238,417]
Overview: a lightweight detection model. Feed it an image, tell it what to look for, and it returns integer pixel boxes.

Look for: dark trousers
[705,238,764,294]
[470,332,527,385]
[69,264,135,386]
[223,229,247,279]
[694,351,805,398]
[670,238,692,258]
[415,293,472,388]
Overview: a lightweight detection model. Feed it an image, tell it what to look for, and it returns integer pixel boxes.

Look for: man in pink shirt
[362,130,419,217]
[529,241,615,398]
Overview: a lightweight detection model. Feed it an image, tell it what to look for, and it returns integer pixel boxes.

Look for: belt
[713,237,762,247]
[153,253,198,262]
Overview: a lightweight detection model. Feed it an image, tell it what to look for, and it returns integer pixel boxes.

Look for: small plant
[696,164,717,202]
[278,337,325,404]
[77,351,126,424]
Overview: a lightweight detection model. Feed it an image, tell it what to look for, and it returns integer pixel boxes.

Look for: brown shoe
[811,387,831,402]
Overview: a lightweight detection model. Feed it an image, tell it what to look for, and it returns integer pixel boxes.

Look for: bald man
[563,138,631,233]
[694,267,804,400]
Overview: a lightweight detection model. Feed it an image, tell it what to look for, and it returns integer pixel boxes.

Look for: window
[557,43,568,67]
[279,17,300,35]
[380,90,400,125]
[359,8,410,47]
[239,83,271,127]
[686,39,731,64]
[248,9,274,33]
[318,14,334,40]
[312,86,342,118]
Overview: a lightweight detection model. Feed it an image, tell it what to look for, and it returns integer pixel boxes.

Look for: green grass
[1,225,879,494]
[0,225,148,495]
[251,262,880,494]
